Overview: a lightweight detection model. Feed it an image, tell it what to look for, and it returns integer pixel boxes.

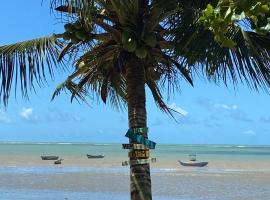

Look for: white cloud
[243,130,256,135]
[214,103,238,110]
[20,107,33,119]
[230,111,253,122]
[45,109,83,123]
[0,111,11,123]
[197,98,238,111]
[169,103,188,116]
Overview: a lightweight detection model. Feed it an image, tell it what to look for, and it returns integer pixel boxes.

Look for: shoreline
[1,143,270,200]
[1,155,270,172]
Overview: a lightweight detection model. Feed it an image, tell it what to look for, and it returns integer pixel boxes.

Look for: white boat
[178,154,208,167]
[178,160,208,167]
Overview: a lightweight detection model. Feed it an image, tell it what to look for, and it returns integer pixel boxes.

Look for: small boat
[54,159,63,165]
[178,161,208,167]
[41,156,59,160]
[178,154,208,167]
[86,154,105,159]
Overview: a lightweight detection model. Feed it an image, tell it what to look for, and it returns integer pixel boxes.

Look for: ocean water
[0,142,270,158]
[0,143,270,200]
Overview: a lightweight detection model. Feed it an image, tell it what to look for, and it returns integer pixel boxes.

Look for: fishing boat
[86,154,105,158]
[178,160,208,167]
[54,159,63,164]
[41,156,59,160]
[178,154,208,167]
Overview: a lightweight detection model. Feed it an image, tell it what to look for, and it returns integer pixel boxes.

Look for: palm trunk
[126,57,152,200]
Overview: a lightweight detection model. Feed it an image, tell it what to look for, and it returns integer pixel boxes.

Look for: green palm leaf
[2,0,270,110]
[175,27,270,90]
[173,4,270,91]
[2,2,270,199]
[0,35,63,105]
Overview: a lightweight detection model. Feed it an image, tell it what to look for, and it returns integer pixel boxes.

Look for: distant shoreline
[0,143,269,171]
[0,141,269,147]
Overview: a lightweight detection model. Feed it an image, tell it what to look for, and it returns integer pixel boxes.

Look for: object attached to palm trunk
[122,158,157,166]
[122,143,148,150]
[128,149,150,159]
[125,127,156,149]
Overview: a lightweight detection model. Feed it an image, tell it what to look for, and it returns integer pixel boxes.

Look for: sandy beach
[1,164,270,200]
[0,143,270,199]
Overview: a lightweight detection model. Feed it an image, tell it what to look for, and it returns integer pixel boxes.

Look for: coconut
[74,21,83,30]
[78,61,86,69]
[123,38,137,52]
[122,30,137,52]
[122,30,131,43]
[64,23,75,32]
[261,5,270,13]
[62,32,72,41]
[71,35,81,44]
[75,30,89,41]
[135,46,148,59]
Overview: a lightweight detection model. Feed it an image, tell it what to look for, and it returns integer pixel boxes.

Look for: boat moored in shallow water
[178,160,208,167]
[86,154,105,159]
[178,154,208,167]
[54,159,63,164]
[41,156,59,160]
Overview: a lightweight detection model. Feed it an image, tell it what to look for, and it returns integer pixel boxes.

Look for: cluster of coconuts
[122,30,157,59]
[63,20,92,44]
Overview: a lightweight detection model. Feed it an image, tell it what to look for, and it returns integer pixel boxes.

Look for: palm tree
[1,1,270,200]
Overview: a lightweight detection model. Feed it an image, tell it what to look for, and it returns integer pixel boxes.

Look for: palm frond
[52,43,127,110]
[0,35,63,105]
[52,78,89,103]
[172,1,270,91]
[50,0,92,11]
[175,25,270,90]
[45,0,270,114]
[145,70,173,117]
[58,42,73,61]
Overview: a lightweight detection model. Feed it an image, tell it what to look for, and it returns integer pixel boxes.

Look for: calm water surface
[0,143,269,200]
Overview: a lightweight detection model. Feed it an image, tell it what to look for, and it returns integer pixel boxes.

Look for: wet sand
[1,155,270,172]
[0,144,270,199]
[0,166,270,200]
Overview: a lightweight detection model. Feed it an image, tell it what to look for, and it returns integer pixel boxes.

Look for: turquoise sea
[0,143,270,199]
[0,142,270,158]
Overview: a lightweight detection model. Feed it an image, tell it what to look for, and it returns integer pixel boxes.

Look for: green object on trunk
[122,143,148,150]
[125,129,156,149]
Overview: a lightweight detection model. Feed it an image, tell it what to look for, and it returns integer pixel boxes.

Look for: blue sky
[0,1,270,145]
